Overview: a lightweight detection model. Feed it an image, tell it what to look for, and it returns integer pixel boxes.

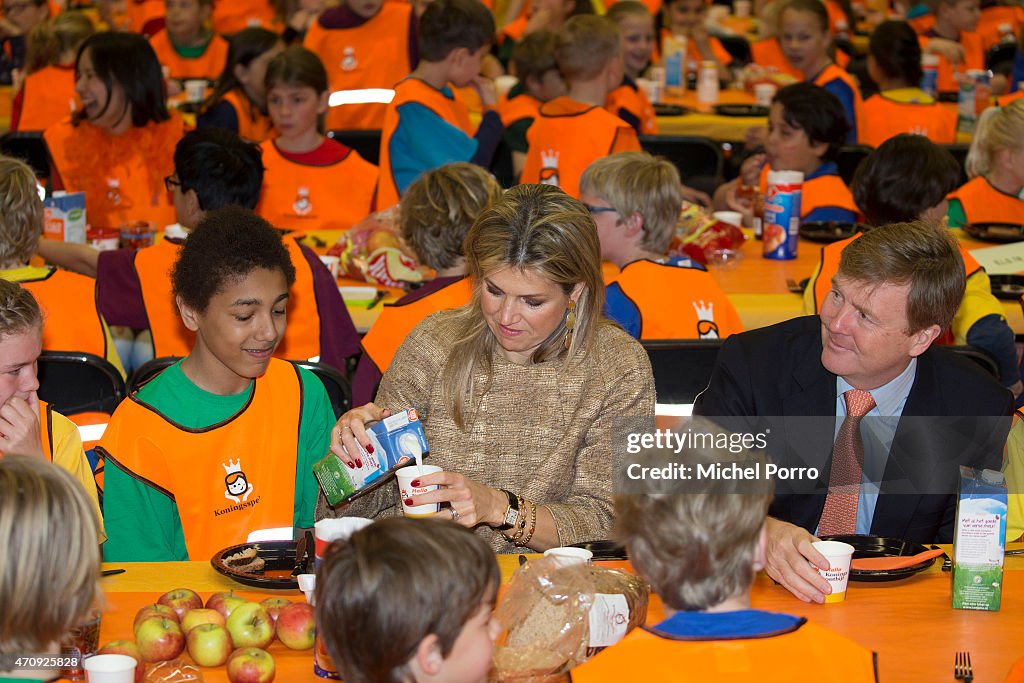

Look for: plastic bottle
[696,60,720,112]
[920,53,940,98]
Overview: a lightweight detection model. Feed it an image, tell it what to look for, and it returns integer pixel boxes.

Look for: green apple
[134,617,185,663]
[181,608,226,635]
[226,603,274,649]
[186,623,233,667]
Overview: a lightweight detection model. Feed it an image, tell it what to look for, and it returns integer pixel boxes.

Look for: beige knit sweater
[317,310,656,552]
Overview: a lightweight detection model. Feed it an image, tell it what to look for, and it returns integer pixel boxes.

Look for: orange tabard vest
[136,237,322,361]
[606,81,658,135]
[496,91,542,128]
[750,38,803,80]
[858,93,957,147]
[811,63,862,122]
[212,0,277,34]
[569,620,877,683]
[361,277,472,374]
[19,268,107,359]
[96,359,302,561]
[378,77,474,209]
[996,90,1024,107]
[303,3,414,131]
[949,176,1024,225]
[258,139,378,233]
[498,15,528,43]
[612,259,743,340]
[521,96,641,198]
[44,114,185,230]
[810,233,983,312]
[919,32,985,93]
[976,5,1024,51]
[222,89,275,143]
[757,166,858,218]
[15,65,76,132]
[127,0,165,35]
[149,29,230,81]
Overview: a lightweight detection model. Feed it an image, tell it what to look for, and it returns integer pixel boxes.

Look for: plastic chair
[641,339,724,405]
[950,345,1001,382]
[836,144,873,185]
[940,143,970,185]
[987,42,1017,72]
[0,131,51,179]
[295,360,352,418]
[327,129,382,165]
[638,135,725,198]
[717,34,752,66]
[37,351,126,416]
[126,356,181,394]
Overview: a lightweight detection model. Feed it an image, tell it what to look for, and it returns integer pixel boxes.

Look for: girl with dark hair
[43,32,185,230]
[256,46,377,232]
[859,20,957,146]
[197,27,284,142]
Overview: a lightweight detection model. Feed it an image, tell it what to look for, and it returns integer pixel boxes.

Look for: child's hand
[925,37,965,66]
[472,75,498,107]
[0,393,43,458]
[680,184,712,207]
[739,152,766,186]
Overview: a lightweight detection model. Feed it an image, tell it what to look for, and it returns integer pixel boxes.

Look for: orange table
[100,549,1024,682]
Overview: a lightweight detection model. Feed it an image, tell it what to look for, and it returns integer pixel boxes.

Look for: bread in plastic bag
[144,659,204,682]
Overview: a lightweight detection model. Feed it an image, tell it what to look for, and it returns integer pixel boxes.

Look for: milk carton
[313,408,429,506]
[952,466,1006,611]
[42,191,86,243]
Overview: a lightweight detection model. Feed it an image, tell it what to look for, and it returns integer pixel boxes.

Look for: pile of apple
[98,588,315,683]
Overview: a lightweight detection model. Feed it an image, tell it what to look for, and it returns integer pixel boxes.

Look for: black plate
[963,222,1024,242]
[211,540,302,589]
[800,221,862,243]
[714,104,769,117]
[568,540,628,560]
[990,274,1024,300]
[818,535,938,582]
[653,103,687,116]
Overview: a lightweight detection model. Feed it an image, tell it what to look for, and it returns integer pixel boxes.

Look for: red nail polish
[410,479,420,487]
[403,498,413,506]
[366,443,375,454]
[356,459,363,468]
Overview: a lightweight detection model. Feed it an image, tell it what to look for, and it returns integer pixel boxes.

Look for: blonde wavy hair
[0,156,43,268]
[0,456,101,656]
[440,184,607,429]
[966,100,1024,178]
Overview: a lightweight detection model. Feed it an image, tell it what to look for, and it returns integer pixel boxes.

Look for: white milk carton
[952,466,1007,611]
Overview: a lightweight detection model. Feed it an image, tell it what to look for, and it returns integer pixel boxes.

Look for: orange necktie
[818,389,875,536]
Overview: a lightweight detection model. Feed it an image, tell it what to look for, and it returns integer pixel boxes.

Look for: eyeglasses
[163,175,182,193]
[582,203,618,215]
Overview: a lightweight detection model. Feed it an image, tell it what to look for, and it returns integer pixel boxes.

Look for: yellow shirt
[51,409,106,544]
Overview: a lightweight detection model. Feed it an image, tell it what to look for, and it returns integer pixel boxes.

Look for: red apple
[133,604,179,634]
[226,603,274,649]
[275,603,315,650]
[260,598,291,626]
[186,623,233,667]
[181,608,226,635]
[226,647,275,683]
[206,591,248,620]
[98,640,145,683]
[158,588,203,620]
[134,616,185,663]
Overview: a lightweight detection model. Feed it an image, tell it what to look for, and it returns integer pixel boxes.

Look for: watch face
[504,508,520,528]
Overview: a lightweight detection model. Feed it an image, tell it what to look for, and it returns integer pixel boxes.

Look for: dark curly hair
[172,206,296,314]
[772,82,850,163]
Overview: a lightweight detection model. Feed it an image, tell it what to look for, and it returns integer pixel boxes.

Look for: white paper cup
[712,210,743,227]
[319,254,340,278]
[184,79,206,103]
[83,654,137,683]
[315,517,373,567]
[636,77,661,105]
[543,546,594,567]
[754,82,777,107]
[812,540,855,603]
[734,0,752,17]
[396,464,442,517]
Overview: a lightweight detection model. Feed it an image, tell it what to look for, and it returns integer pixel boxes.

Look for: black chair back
[941,143,970,185]
[987,42,1017,71]
[949,345,1001,382]
[37,351,126,416]
[126,356,181,395]
[638,135,725,197]
[836,144,873,185]
[296,361,352,418]
[717,35,752,66]
[0,131,51,180]
[327,129,382,165]
[641,339,724,405]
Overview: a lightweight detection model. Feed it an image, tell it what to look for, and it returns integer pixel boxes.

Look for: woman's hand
[331,402,391,468]
[404,470,507,528]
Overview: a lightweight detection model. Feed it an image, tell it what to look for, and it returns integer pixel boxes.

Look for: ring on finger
[449,507,460,522]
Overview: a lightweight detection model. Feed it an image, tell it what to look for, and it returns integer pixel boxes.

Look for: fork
[955,651,973,683]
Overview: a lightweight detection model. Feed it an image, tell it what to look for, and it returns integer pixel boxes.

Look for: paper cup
[319,254,340,278]
[636,77,661,105]
[754,82,777,107]
[315,517,373,568]
[184,79,206,103]
[813,540,855,603]
[543,546,594,567]
[396,464,442,517]
[712,210,743,227]
[83,655,137,683]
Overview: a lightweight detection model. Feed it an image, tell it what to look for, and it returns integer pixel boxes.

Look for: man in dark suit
[694,221,1013,603]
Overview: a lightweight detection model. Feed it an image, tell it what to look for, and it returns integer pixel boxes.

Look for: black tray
[210,540,306,589]
[653,103,687,116]
[799,221,861,243]
[568,540,628,560]
[990,274,1024,300]
[818,535,938,582]
[714,104,770,117]
[963,222,1024,242]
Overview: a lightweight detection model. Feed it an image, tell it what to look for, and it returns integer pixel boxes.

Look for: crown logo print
[540,149,559,169]
[223,459,243,475]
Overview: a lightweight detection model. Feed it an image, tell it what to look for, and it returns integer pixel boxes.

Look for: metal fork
[955,651,973,683]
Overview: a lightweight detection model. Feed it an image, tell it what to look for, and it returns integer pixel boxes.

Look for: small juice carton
[952,466,1006,611]
[42,191,86,243]
[662,34,687,97]
[313,408,429,506]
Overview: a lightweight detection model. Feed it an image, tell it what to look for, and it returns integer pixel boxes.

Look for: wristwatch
[498,489,521,531]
